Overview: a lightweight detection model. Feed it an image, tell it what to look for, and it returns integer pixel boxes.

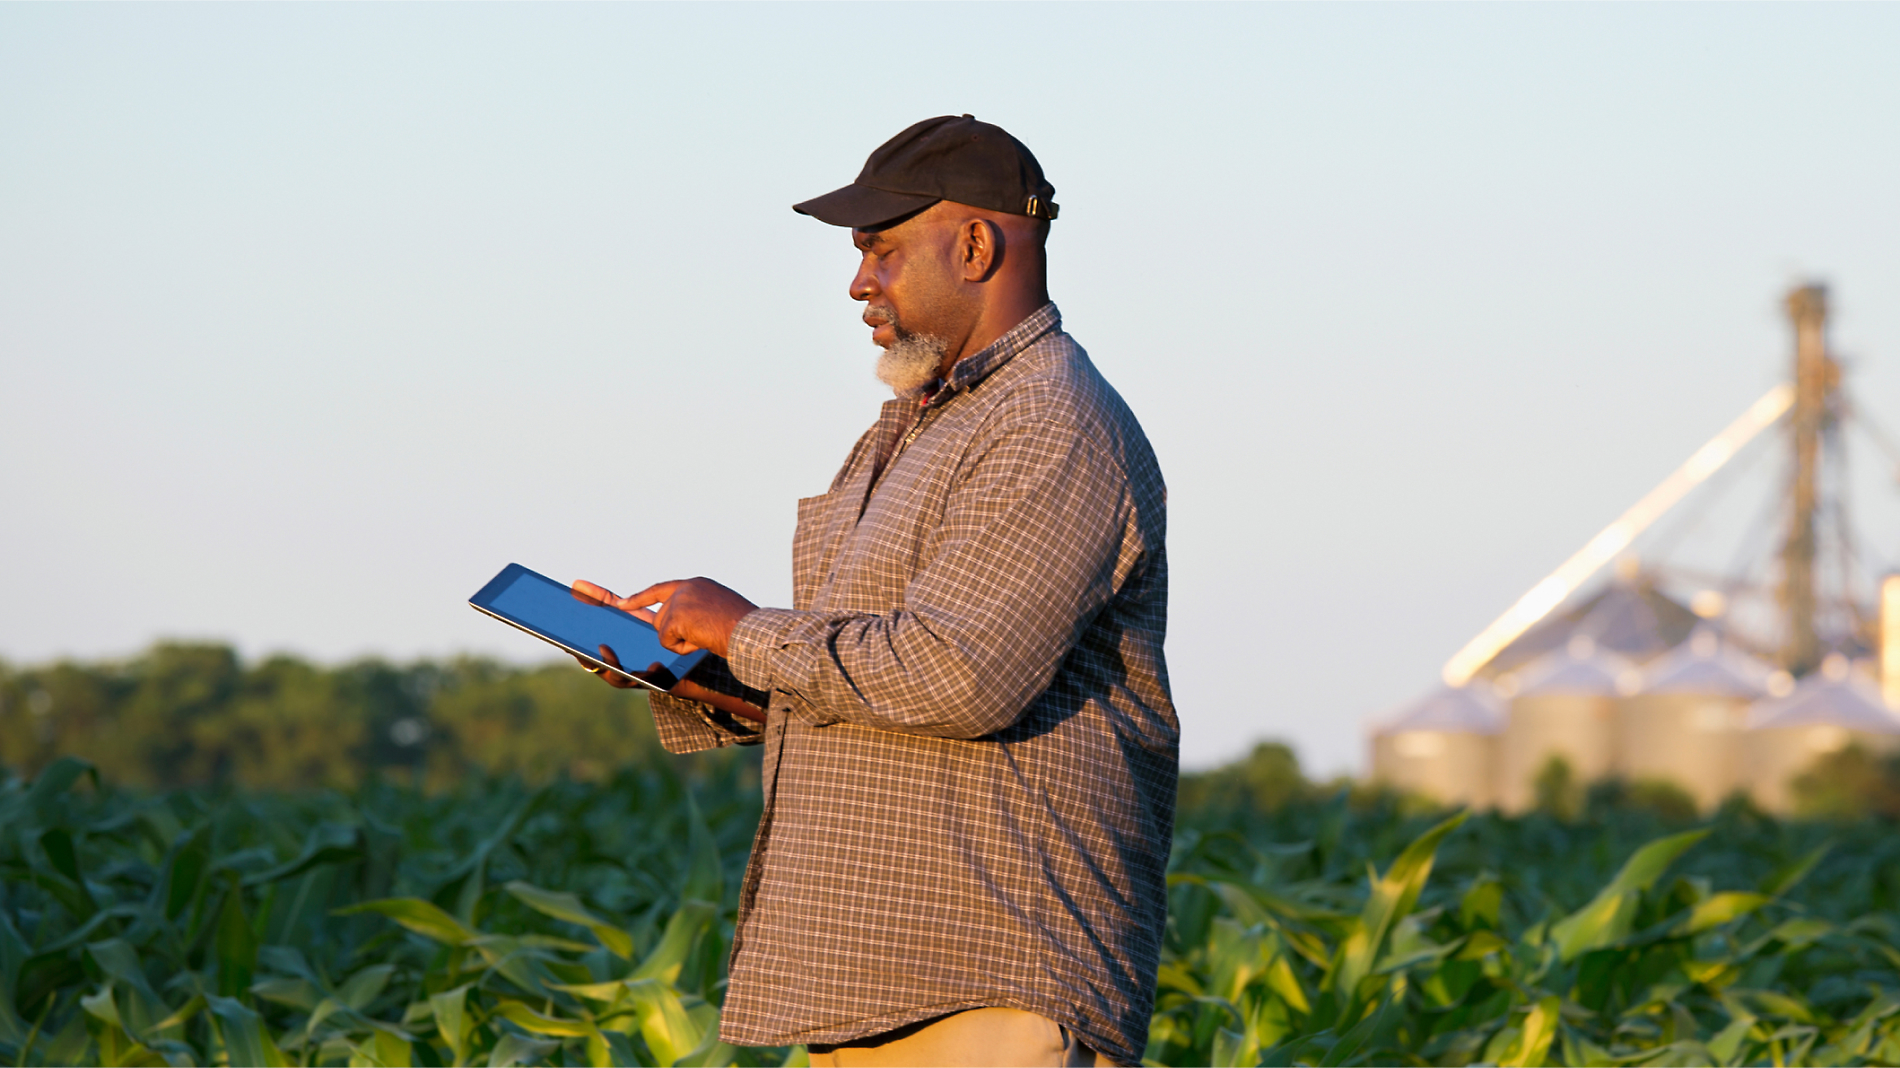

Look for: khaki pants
[806,1007,1116,1067]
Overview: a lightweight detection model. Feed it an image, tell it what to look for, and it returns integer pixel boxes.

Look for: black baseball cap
[794,115,1058,229]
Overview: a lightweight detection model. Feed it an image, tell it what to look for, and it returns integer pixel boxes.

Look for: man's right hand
[573,577,757,660]
[570,585,767,725]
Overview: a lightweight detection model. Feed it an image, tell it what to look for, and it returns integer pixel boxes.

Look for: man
[575,115,1177,1067]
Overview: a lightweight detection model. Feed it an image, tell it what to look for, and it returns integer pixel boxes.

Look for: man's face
[850,206,965,351]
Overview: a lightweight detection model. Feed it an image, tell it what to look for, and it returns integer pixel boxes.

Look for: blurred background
[4,2,1898,780]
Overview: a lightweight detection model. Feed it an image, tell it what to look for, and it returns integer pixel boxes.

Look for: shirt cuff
[645,690,762,754]
[728,606,814,695]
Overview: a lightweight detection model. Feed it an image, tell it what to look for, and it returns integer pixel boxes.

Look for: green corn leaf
[241,821,362,887]
[0,998,26,1051]
[1550,829,1708,961]
[1264,955,1311,1016]
[1768,917,1832,948]
[630,900,717,986]
[214,881,258,999]
[1708,1012,1757,1066]
[1210,1026,1252,1068]
[337,898,480,946]
[486,1032,561,1068]
[1197,876,1348,926]
[18,868,99,932]
[1155,959,1204,998]
[497,999,599,1039]
[146,994,205,1035]
[42,1006,94,1067]
[619,978,707,1066]
[432,795,537,927]
[1330,810,1467,1000]
[1749,989,1818,1025]
[464,933,555,995]
[301,997,349,1050]
[29,829,100,924]
[1459,876,1503,930]
[505,881,635,960]
[0,907,27,997]
[370,1027,415,1067]
[91,1010,167,1068]
[38,827,97,907]
[1499,996,1561,1067]
[508,933,599,953]
[1457,929,1510,960]
[429,984,473,1067]
[80,981,124,1028]
[338,963,397,1011]
[602,1030,643,1066]
[1761,844,1830,897]
[1678,892,1771,936]
[252,976,321,1011]
[162,827,211,921]
[673,1033,741,1068]
[1317,988,1397,1067]
[207,993,290,1068]
[548,980,629,1004]
[83,940,169,1036]
[83,942,153,998]
[681,790,723,907]
[23,756,97,812]
[344,1026,416,1068]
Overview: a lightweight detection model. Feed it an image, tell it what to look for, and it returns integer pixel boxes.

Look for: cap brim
[792,183,940,228]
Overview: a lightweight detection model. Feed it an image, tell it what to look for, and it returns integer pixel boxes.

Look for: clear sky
[4,3,1898,776]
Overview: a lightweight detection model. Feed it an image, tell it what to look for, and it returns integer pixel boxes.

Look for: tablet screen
[469,563,706,690]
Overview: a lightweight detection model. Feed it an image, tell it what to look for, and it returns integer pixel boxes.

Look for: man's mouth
[864,307,899,345]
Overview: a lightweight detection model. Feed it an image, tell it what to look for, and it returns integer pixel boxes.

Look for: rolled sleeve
[646,691,762,753]
[733,419,1139,739]
[727,606,818,696]
[643,655,767,753]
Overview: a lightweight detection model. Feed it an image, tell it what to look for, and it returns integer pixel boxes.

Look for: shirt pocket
[791,491,837,610]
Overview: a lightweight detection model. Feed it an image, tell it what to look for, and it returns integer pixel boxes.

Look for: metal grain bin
[1479,576,1699,680]
[1741,655,1900,814]
[1616,628,1770,812]
[1370,684,1504,809]
[1498,636,1628,813]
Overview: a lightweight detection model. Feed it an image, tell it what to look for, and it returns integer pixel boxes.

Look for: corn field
[4,753,1899,1067]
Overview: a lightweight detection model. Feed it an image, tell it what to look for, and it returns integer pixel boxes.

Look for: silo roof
[1514,640,1631,696]
[1637,628,1772,697]
[1374,684,1504,735]
[1479,578,1698,677]
[1746,674,1900,732]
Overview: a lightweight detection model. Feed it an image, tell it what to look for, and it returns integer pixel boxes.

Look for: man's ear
[960,219,1004,283]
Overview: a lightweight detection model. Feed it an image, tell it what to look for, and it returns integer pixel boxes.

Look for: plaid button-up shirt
[646,304,1176,1065]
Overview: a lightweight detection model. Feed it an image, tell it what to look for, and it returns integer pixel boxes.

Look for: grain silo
[1370,684,1503,809]
[1615,627,1771,812]
[1740,654,1900,814]
[1406,285,1897,813]
[1497,635,1629,813]
[1476,574,1699,680]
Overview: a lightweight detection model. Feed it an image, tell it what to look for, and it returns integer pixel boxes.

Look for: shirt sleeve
[726,417,1141,740]
[644,656,766,753]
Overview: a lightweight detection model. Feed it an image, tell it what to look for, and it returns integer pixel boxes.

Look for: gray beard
[874,331,949,397]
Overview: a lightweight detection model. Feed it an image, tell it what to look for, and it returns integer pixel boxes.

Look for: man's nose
[849,261,878,302]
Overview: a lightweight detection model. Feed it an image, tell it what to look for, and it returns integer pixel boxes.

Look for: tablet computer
[469,563,709,692]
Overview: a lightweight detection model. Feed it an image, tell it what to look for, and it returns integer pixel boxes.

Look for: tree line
[5,642,1898,817]
[0,642,665,791]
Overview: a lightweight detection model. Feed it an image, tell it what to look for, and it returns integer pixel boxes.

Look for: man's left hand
[572,577,757,660]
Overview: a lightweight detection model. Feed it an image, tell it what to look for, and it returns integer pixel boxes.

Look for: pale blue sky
[3,3,1898,774]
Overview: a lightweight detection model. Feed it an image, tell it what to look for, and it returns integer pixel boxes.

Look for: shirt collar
[939,302,1061,398]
